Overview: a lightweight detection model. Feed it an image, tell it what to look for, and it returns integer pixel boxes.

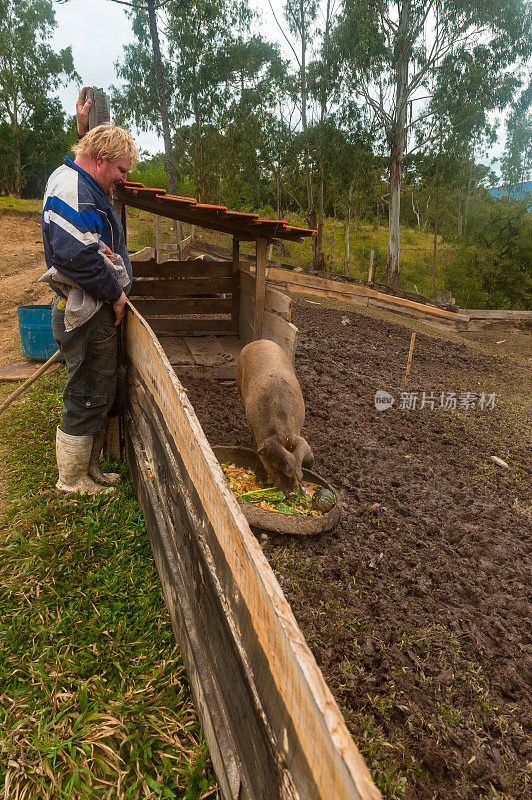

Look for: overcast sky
[50,0,506,177]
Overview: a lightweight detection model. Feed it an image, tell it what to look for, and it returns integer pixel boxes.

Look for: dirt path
[182,299,531,800]
[0,212,53,367]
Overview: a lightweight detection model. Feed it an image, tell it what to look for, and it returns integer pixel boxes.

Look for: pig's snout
[258,436,302,497]
[283,485,299,500]
[280,470,301,499]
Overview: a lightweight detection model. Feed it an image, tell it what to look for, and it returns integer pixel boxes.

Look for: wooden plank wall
[239,268,298,360]
[123,302,380,800]
[129,257,234,335]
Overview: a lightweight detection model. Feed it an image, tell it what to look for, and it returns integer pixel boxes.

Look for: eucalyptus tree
[306,0,343,268]
[114,0,253,201]
[283,0,319,233]
[164,0,252,200]
[335,0,532,289]
[219,37,291,210]
[0,0,77,195]
[501,112,532,199]
[501,81,532,198]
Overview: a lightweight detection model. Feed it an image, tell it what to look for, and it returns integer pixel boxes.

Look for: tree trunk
[314,169,325,270]
[386,0,410,291]
[147,0,176,195]
[343,187,353,277]
[313,0,331,270]
[147,0,182,250]
[13,145,22,197]
[11,105,21,197]
[194,105,204,202]
[330,208,336,272]
[463,154,473,234]
[386,137,402,289]
[300,0,315,240]
[432,180,440,296]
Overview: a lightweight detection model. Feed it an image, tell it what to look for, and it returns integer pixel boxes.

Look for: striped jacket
[43,156,132,303]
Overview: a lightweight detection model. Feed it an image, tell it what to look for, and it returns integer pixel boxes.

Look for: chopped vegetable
[221,461,331,517]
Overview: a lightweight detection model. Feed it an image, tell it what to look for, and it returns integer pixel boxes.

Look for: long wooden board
[130,277,232,297]
[458,309,532,320]
[132,298,232,316]
[239,283,255,347]
[262,309,297,361]
[124,303,380,800]
[148,317,232,335]
[266,266,470,322]
[132,258,233,278]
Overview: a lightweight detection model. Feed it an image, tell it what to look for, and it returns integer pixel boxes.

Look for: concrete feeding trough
[213,445,341,535]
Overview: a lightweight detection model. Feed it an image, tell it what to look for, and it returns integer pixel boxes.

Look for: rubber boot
[89,427,121,486]
[55,427,115,495]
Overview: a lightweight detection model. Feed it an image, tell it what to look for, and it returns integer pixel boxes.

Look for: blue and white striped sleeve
[43,166,122,303]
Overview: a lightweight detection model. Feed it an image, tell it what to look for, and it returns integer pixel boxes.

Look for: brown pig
[236,339,313,497]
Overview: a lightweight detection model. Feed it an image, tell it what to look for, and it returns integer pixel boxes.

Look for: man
[42,91,138,496]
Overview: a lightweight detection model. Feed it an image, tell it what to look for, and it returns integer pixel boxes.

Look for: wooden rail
[124,302,380,800]
[265,266,471,323]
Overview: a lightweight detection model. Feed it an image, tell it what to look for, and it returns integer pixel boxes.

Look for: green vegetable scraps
[221,462,323,517]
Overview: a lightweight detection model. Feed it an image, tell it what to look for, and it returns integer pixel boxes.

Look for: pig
[236,339,314,498]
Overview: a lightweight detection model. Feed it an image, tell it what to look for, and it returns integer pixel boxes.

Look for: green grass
[125,208,448,298]
[0,197,41,216]
[0,372,218,800]
[2,198,450,297]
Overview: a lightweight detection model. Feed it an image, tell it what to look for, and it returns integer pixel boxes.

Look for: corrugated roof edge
[121,182,317,238]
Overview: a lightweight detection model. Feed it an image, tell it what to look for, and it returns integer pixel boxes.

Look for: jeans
[52,296,118,436]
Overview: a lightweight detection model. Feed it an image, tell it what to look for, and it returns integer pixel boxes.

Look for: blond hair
[73,124,138,168]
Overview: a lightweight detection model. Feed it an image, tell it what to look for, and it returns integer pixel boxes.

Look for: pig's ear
[295,436,314,468]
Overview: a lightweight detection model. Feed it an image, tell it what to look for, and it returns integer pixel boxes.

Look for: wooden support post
[0,350,61,415]
[86,88,110,129]
[255,238,267,340]
[232,237,240,333]
[174,220,183,259]
[105,417,121,458]
[155,214,160,262]
[368,249,374,284]
[121,203,127,243]
[267,242,273,261]
[404,332,416,386]
[113,198,128,246]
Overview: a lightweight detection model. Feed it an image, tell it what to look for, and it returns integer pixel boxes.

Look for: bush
[443,199,532,309]
[129,161,168,190]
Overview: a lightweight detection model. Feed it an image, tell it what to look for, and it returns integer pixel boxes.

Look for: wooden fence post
[155,214,160,262]
[404,332,416,386]
[368,250,374,284]
[255,238,267,340]
[232,237,240,332]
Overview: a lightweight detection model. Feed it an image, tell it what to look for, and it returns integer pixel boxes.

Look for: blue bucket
[17,304,57,361]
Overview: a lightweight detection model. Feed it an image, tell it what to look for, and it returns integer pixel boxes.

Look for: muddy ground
[2,209,531,798]
[181,300,531,800]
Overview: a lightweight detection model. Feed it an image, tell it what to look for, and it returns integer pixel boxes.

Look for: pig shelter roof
[117,182,317,242]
